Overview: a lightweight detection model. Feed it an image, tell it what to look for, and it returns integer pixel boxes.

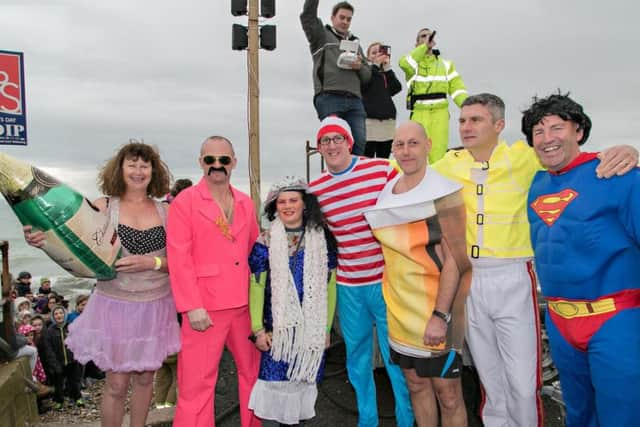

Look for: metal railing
[305,140,324,183]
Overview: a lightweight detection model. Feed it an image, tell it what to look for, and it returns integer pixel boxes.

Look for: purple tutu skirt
[65,291,181,373]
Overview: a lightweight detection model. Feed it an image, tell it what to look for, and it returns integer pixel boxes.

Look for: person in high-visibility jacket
[399,28,468,163]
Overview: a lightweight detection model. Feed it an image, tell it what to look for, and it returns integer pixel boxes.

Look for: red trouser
[173,306,261,427]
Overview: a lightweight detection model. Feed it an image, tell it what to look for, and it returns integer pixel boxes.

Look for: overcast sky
[1,0,638,198]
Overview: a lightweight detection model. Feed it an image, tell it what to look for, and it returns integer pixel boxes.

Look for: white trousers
[466,258,543,427]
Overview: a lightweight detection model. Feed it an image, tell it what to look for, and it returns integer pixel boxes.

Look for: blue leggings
[546,307,640,427]
[337,284,414,427]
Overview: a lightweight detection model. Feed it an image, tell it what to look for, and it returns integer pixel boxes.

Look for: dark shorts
[390,348,462,379]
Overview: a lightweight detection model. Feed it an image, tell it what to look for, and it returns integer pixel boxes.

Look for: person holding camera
[361,42,402,159]
[399,28,468,163]
[301,0,371,155]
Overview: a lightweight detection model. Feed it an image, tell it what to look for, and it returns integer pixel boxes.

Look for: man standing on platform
[399,28,468,163]
[167,136,261,427]
[301,0,371,155]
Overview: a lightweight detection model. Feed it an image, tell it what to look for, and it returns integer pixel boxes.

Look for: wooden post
[247,0,261,217]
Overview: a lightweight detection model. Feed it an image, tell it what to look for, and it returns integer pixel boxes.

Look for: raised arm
[398,43,429,82]
[300,0,324,50]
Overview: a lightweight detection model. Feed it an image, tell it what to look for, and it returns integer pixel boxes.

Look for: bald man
[365,121,471,427]
[167,136,261,427]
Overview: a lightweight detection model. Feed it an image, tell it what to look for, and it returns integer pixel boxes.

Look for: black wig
[521,92,592,147]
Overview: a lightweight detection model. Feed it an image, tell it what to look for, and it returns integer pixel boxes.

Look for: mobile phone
[379,45,391,57]
[428,30,437,43]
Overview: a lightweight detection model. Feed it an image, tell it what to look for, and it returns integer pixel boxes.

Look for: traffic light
[231,0,247,16]
[232,24,248,50]
[260,25,276,51]
[261,0,275,18]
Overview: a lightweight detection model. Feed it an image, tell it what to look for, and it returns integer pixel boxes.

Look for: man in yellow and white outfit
[432,93,542,427]
[399,28,468,164]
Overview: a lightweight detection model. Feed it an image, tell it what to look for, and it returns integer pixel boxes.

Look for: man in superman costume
[523,92,640,427]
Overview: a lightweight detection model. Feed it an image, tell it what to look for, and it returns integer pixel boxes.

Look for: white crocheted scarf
[269,217,328,383]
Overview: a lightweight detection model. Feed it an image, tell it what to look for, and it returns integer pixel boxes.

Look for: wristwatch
[432,309,452,324]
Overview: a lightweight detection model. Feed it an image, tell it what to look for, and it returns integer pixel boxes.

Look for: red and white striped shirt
[310,156,398,286]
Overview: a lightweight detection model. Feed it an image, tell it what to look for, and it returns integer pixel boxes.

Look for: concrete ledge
[0,356,38,427]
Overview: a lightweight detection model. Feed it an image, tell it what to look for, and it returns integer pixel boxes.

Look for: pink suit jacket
[167,178,259,312]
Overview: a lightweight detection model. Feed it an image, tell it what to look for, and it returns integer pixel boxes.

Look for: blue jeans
[314,92,367,155]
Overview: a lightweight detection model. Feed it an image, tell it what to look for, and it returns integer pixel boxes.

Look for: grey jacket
[300,0,371,98]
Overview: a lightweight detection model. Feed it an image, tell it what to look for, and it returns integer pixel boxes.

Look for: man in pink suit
[167,135,261,427]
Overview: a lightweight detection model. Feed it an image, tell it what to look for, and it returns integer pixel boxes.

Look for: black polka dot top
[118,224,166,255]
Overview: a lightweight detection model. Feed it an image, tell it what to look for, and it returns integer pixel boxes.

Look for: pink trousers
[173,306,261,427]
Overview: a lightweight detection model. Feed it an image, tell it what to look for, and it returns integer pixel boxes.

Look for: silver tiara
[265,176,308,206]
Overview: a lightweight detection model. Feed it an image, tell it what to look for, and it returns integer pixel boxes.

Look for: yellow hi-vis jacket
[431,141,543,259]
[399,44,468,110]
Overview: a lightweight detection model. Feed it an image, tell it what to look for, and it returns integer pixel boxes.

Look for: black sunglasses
[203,155,232,166]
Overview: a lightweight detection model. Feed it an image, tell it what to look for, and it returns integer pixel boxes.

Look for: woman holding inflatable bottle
[24,141,180,427]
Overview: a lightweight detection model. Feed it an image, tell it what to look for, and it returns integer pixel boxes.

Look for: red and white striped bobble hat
[316,116,354,150]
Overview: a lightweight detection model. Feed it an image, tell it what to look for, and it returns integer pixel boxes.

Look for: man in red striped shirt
[309,116,414,427]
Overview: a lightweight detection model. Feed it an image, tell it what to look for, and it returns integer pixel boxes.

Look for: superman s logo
[530,189,578,226]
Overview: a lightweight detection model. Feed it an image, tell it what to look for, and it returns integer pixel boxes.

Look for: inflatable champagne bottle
[0,152,120,279]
